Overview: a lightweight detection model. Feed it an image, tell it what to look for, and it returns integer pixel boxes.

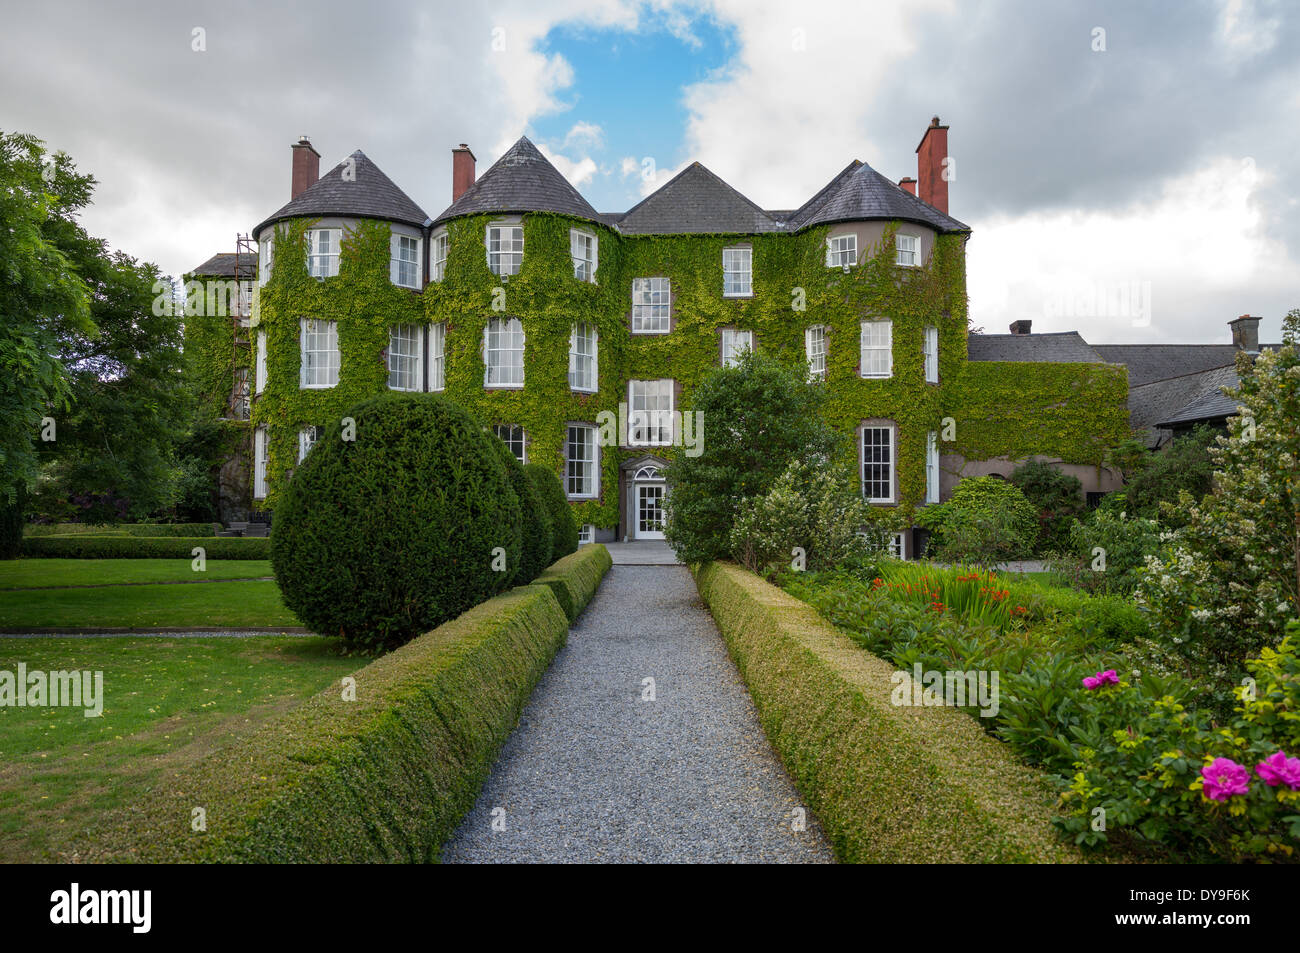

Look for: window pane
[862,427,893,502]
[632,277,671,332]
[494,424,527,464]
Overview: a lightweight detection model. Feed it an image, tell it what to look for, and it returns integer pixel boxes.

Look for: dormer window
[723,246,752,297]
[896,234,919,267]
[391,234,421,289]
[307,228,341,278]
[431,232,449,281]
[487,223,523,277]
[827,234,857,269]
[570,229,597,282]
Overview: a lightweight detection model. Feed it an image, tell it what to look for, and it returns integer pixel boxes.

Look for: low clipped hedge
[693,561,1081,864]
[24,522,217,537]
[99,584,571,863]
[533,544,613,622]
[20,536,270,559]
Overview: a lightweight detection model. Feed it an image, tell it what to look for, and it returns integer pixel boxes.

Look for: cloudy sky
[1,0,1296,344]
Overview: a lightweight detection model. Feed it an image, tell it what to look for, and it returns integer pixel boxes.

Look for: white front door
[633,481,666,540]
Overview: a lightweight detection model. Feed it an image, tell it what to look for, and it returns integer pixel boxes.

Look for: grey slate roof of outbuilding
[1126,363,1241,444]
[965,331,1104,363]
[188,252,256,278]
[432,136,600,226]
[787,160,970,233]
[616,162,785,235]
[254,151,429,237]
[1091,344,1263,387]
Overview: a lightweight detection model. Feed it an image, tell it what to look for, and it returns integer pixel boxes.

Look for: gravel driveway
[441,565,833,864]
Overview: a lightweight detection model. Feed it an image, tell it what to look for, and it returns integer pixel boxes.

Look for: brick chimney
[1009,320,1032,335]
[452,143,476,202]
[915,116,950,214]
[1229,314,1260,353]
[898,176,917,196]
[291,136,320,200]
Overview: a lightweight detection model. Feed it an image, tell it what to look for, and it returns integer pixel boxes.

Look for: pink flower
[1255,751,1300,790]
[1082,669,1119,690]
[1201,758,1251,801]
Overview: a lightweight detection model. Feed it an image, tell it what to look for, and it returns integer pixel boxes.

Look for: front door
[635,482,666,540]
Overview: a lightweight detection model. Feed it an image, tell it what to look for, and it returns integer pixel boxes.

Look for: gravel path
[441,565,833,864]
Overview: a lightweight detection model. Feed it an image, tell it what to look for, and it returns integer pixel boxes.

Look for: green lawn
[0,558,274,589]
[0,579,298,629]
[0,635,364,861]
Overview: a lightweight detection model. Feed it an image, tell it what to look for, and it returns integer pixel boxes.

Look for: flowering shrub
[1049,508,1162,596]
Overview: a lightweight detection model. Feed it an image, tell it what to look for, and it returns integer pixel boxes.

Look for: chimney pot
[1009,320,1032,335]
[915,116,951,214]
[1229,314,1261,353]
[898,176,917,196]
[452,144,477,203]
[290,136,320,200]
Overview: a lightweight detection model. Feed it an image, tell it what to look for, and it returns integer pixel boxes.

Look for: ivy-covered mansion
[189,118,1140,553]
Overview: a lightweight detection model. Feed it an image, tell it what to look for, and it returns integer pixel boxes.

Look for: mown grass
[0,580,298,630]
[0,558,274,590]
[0,635,363,861]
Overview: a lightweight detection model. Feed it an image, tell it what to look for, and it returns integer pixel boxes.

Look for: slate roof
[616,162,785,235]
[1092,344,1257,387]
[188,252,256,278]
[432,136,599,226]
[787,160,970,234]
[966,332,1104,363]
[255,151,429,237]
[1126,364,1241,445]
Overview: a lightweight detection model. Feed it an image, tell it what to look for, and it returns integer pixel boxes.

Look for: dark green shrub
[21,535,268,558]
[0,483,23,560]
[1010,460,1084,553]
[524,463,578,559]
[1049,509,1161,595]
[1124,425,1217,527]
[924,477,1039,564]
[272,393,522,651]
[490,439,552,584]
[664,350,839,564]
[24,522,217,537]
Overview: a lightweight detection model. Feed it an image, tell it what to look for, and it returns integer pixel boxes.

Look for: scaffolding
[230,234,256,421]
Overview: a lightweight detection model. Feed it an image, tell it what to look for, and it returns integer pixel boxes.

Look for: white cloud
[538,143,599,187]
[564,121,605,148]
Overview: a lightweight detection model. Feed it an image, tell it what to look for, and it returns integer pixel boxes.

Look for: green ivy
[198,210,1130,528]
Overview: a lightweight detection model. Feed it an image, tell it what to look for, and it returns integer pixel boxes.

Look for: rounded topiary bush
[931,476,1040,562]
[271,393,522,650]
[524,463,578,559]
[489,438,552,584]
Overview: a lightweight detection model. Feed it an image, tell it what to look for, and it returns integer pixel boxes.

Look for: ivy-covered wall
[201,209,1131,529]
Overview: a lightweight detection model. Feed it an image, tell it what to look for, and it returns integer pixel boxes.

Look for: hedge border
[20,537,270,560]
[24,523,218,538]
[693,561,1082,864]
[94,546,611,862]
[533,544,613,622]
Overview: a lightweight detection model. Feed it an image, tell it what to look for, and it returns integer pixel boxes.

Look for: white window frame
[431,231,449,282]
[861,424,896,504]
[720,329,753,367]
[255,330,267,394]
[428,321,446,392]
[722,246,752,297]
[299,319,339,389]
[888,532,905,558]
[860,320,893,379]
[486,222,524,277]
[258,235,273,286]
[232,367,250,420]
[631,277,671,333]
[568,322,598,393]
[570,229,597,283]
[926,430,940,504]
[387,324,423,392]
[298,425,323,464]
[896,233,919,267]
[253,426,268,499]
[307,228,342,279]
[628,379,674,447]
[483,317,525,388]
[391,233,421,289]
[924,325,939,383]
[493,424,527,464]
[577,523,594,545]
[565,424,599,499]
[826,234,857,269]
[805,325,827,380]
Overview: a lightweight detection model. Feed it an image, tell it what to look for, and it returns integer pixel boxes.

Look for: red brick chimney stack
[291,136,320,200]
[452,144,476,202]
[898,176,917,196]
[915,116,950,214]
[1009,320,1032,335]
